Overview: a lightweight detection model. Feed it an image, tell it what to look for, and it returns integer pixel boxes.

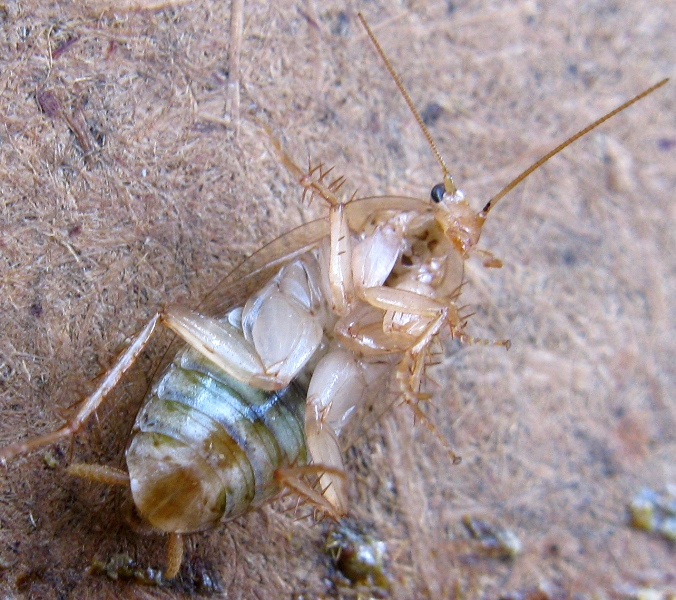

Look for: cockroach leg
[303,350,368,515]
[303,419,347,515]
[260,122,354,315]
[1,297,321,462]
[276,465,347,521]
[0,314,161,465]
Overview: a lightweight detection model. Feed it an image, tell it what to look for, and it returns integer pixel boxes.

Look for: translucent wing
[197,195,431,318]
[345,195,430,231]
[197,217,330,317]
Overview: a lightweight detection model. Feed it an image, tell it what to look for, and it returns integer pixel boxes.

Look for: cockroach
[0,13,667,581]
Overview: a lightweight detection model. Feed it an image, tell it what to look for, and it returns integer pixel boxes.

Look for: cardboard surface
[0,1,673,597]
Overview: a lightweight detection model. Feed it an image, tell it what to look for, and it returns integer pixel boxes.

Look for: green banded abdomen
[126,346,307,534]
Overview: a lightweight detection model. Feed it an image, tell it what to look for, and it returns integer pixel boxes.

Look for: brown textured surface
[0,1,673,598]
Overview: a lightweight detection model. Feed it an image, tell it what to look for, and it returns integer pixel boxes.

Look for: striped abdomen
[126,344,308,534]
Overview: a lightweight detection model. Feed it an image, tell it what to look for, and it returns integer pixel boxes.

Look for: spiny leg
[276,464,347,522]
[394,310,511,462]
[394,311,464,464]
[301,413,349,517]
[0,314,161,464]
[296,160,354,315]
[256,119,355,315]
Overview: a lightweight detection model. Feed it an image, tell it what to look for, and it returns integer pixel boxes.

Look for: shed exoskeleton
[0,14,666,581]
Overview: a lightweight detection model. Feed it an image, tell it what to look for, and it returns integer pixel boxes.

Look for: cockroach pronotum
[0,13,667,581]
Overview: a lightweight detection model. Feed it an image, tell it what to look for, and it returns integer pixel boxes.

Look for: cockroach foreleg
[0,314,161,464]
[361,286,447,318]
[396,310,448,398]
[454,330,511,350]
[389,309,462,464]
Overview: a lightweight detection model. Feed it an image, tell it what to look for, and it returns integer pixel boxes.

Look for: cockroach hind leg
[275,464,347,522]
[0,314,161,465]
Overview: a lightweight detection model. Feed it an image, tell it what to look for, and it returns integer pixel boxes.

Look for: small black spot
[16,569,47,593]
[52,35,79,60]
[421,102,444,127]
[657,138,674,152]
[29,302,42,318]
[36,89,62,118]
[0,361,14,382]
[331,11,350,37]
[430,183,445,203]
[561,249,577,266]
[90,125,105,147]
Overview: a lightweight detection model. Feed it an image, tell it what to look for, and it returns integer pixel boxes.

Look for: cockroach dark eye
[430,183,445,203]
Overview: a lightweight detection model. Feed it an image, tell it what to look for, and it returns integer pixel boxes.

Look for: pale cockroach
[0,13,667,584]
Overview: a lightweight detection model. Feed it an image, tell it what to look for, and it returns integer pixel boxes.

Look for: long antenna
[481,78,668,216]
[358,13,457,195]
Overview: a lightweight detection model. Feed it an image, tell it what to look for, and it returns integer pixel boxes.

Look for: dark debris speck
[656,138,674,152]
[421,102,444,127]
